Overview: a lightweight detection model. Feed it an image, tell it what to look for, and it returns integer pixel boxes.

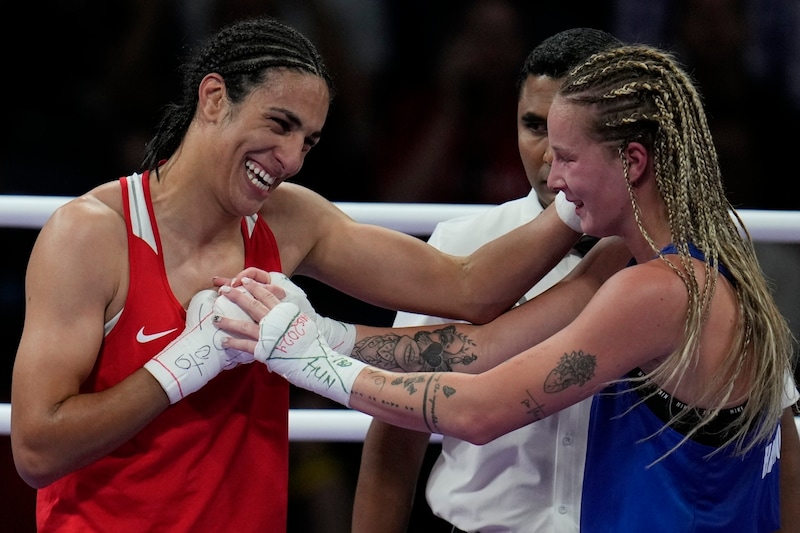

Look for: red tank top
[37,172,289,532]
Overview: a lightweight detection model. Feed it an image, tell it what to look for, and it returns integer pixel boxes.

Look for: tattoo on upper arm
[544,350,596,392]
[522,350,596,422]
[521,391,547,421]
[352,325,477,372]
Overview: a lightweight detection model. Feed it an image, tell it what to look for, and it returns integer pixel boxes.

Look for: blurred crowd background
[2,1,799,531]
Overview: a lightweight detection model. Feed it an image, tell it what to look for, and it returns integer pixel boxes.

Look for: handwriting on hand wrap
[275,313,312,354]
[171,345,213,375]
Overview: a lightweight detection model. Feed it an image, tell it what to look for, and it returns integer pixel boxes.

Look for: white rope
[0,405,438,443]
[1,195,798,439]
[3,195,800,240]
[0,195,493,234]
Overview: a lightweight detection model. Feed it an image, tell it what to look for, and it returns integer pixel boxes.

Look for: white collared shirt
[393,190,589,533]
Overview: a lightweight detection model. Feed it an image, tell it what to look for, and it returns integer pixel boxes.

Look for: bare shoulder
[594,257,689,317]
[260,182,353,234]
[262,182,349,219]
[258,182,356,274]
[16,183,128,408]
[560,258,690,368]
[30,181,127,304]
[44,181,125,237]
[602,257,686,292]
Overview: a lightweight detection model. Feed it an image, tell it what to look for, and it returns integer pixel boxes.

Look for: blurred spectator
[1,0,184,196]
[614,0,800,210]
[672,0,800,210]
[370,0,533,204]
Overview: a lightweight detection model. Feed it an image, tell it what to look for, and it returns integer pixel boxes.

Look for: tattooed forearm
[517,350,596,423]
[520,390,548,422]
[544,350,596,393]
[364,368,387,390]
[422,373,448,433]
[351,325,478,372]
[390,375,428,395]
[354,370,446,430]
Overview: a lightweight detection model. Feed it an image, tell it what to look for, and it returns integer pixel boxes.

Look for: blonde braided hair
[560,45,795,457]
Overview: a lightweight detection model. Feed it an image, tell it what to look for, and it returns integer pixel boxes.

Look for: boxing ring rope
[2,195,800,440]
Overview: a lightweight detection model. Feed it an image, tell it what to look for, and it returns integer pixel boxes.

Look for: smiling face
[545,95,633,238]
[209,69,330,211]
[516,74,562,208]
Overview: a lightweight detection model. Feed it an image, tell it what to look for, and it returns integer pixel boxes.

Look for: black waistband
[631,368,744,446]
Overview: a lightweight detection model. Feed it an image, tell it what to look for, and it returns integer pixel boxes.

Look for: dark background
[2,1,799,531]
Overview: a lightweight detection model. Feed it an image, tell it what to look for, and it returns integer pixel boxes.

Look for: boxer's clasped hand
[265,272,357,354]
[143,289,255,404]
[217,285,365,407]
[219,273,357,355]
[256,302,366,407]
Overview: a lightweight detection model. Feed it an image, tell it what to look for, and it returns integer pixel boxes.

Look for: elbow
[12,438,66,489]
[463,421,506,446]
[458,282,518,324]
[458,429,501,447]
[459,297,503,325]
[446,409,505,446]
[14,455,62,490]
[464,307,497,326]
[17,470,51,490]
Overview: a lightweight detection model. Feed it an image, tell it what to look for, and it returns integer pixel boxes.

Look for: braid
[560,45,794,459]
[141,17,334,174]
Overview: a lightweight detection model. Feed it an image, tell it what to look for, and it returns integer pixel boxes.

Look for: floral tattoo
[352,325,477,372]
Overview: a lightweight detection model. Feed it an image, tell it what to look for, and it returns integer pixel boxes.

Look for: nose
[274,134,307,177]
[546,157,564,192]
[543,144,553,166]
[546,174,565,193]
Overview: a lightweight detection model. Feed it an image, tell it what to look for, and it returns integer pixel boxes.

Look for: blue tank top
[580,243,780,532]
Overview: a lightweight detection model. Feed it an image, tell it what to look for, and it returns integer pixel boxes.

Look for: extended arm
[265,183,582,324]
[353,211,586,532]
[216,241,655,442]
[343,237,628,374]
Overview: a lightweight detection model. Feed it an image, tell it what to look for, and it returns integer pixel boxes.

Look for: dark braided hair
[141,17,334,174]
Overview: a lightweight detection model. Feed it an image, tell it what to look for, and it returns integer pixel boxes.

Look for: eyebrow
[271,106,323,141]
[521,111,546,122]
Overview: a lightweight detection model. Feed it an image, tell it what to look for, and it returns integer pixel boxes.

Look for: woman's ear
[197,73,227,122]
[623,141,649,185]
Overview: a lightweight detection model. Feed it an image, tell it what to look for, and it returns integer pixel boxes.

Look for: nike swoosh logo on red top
[136,327,179,343]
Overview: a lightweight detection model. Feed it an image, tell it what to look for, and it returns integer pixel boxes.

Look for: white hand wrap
[255,301,366,407]
[144,289,255,404]
[555,191,582,233]
[268,272,357,355]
